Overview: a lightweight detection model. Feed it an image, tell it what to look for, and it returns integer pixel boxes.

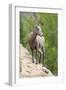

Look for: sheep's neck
[32,33,37,42]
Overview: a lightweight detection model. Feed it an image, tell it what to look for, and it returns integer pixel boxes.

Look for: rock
[19,44,53,78]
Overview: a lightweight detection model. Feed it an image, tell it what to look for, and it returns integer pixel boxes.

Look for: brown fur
[28,25,45,65]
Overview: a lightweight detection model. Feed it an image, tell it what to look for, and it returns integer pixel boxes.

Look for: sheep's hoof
[32,60,34,63]
[39,60,41,64]
[36,62,38,64]
[39,62,41,64]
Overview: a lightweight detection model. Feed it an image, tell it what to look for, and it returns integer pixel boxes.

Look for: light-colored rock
[19,44,53,78]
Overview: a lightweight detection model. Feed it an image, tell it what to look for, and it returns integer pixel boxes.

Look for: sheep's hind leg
[32,50,34,63]
[39,53,42,64]
[42,47,44,67]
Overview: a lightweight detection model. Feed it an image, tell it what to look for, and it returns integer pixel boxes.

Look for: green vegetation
[20,12,58,75]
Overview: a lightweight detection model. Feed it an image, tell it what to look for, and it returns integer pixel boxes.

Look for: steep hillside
[19,44,53,78]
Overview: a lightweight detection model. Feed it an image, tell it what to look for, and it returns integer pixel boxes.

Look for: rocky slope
[19,44,53,78]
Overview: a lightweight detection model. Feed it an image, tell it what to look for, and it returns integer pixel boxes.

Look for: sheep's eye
[37,28,39,31]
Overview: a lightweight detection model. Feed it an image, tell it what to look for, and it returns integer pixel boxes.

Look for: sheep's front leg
[32,50,34,63]
[39,52,42,64]
[42,47,45,67]
[36,50,38,64]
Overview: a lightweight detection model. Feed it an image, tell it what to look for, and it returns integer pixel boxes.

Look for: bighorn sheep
[28,25,45,66]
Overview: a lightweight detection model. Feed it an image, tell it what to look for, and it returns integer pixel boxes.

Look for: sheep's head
[34,25,43,36]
